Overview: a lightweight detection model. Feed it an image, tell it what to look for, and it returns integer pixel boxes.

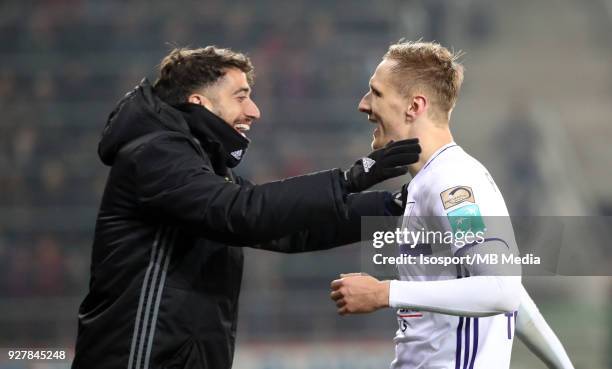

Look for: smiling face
[189,67,261,137]
[358,59,413,149]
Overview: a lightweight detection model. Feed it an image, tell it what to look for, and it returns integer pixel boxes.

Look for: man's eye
[237,96,247,102]
[372,89,381,97]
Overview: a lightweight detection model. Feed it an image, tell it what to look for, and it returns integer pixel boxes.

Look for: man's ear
[405,95,427,122]
[188,93,214,111]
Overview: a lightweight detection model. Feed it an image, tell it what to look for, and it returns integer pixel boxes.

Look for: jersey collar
[421,141,458,172]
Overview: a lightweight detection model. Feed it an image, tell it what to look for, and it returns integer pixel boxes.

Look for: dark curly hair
[153,46,254,106]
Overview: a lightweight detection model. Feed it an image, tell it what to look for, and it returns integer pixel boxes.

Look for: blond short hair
[384,40,464,120]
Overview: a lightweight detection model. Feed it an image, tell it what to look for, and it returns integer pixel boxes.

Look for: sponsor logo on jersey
[446,204,486,234]
[440,185,475,209]
[397,308,423,318]
[397,309,423,332]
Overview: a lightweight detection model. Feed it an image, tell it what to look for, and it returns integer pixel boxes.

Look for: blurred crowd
[0,3,517,355]
[0,0,495,300]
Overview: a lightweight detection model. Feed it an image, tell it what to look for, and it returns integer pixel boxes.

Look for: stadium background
[1,0,611,368]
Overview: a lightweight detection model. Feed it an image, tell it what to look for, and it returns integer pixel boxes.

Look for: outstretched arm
[516,286,575,369]
[330,273,520,316]
[134,135,418,243]
[252,191,399,253]
[330,241,521,316]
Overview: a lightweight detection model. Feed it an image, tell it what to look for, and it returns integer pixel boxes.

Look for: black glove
[386,182,409,215]
[342,138,421,193]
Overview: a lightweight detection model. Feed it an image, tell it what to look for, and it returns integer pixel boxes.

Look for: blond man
[331,41,574,369]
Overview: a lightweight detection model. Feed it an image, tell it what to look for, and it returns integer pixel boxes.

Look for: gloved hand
[342,138,420,193]
[385,182,409,216]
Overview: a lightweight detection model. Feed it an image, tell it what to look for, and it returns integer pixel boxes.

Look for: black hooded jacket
[72,79,392,369]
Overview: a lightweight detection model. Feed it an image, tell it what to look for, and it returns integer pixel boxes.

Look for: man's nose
[358,92,371,114]
[245,98,261,120]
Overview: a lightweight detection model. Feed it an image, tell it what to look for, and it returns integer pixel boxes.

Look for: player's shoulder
[416,145,504,214]
[419,145,488,191]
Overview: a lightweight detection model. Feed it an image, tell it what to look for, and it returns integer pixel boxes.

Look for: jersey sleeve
[421,163,518,258]
[388,155,523,313]
[516,286,575,368]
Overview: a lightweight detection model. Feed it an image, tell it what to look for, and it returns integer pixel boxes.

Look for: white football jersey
[392,142,518,369]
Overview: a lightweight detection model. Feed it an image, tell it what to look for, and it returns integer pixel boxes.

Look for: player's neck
[408,125,453,176]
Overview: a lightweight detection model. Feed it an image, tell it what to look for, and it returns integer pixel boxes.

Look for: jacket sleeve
[131,134,348,243]
[250,190,393,253]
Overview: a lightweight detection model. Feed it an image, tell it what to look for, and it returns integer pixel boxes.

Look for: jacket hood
[98,79,190,166]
